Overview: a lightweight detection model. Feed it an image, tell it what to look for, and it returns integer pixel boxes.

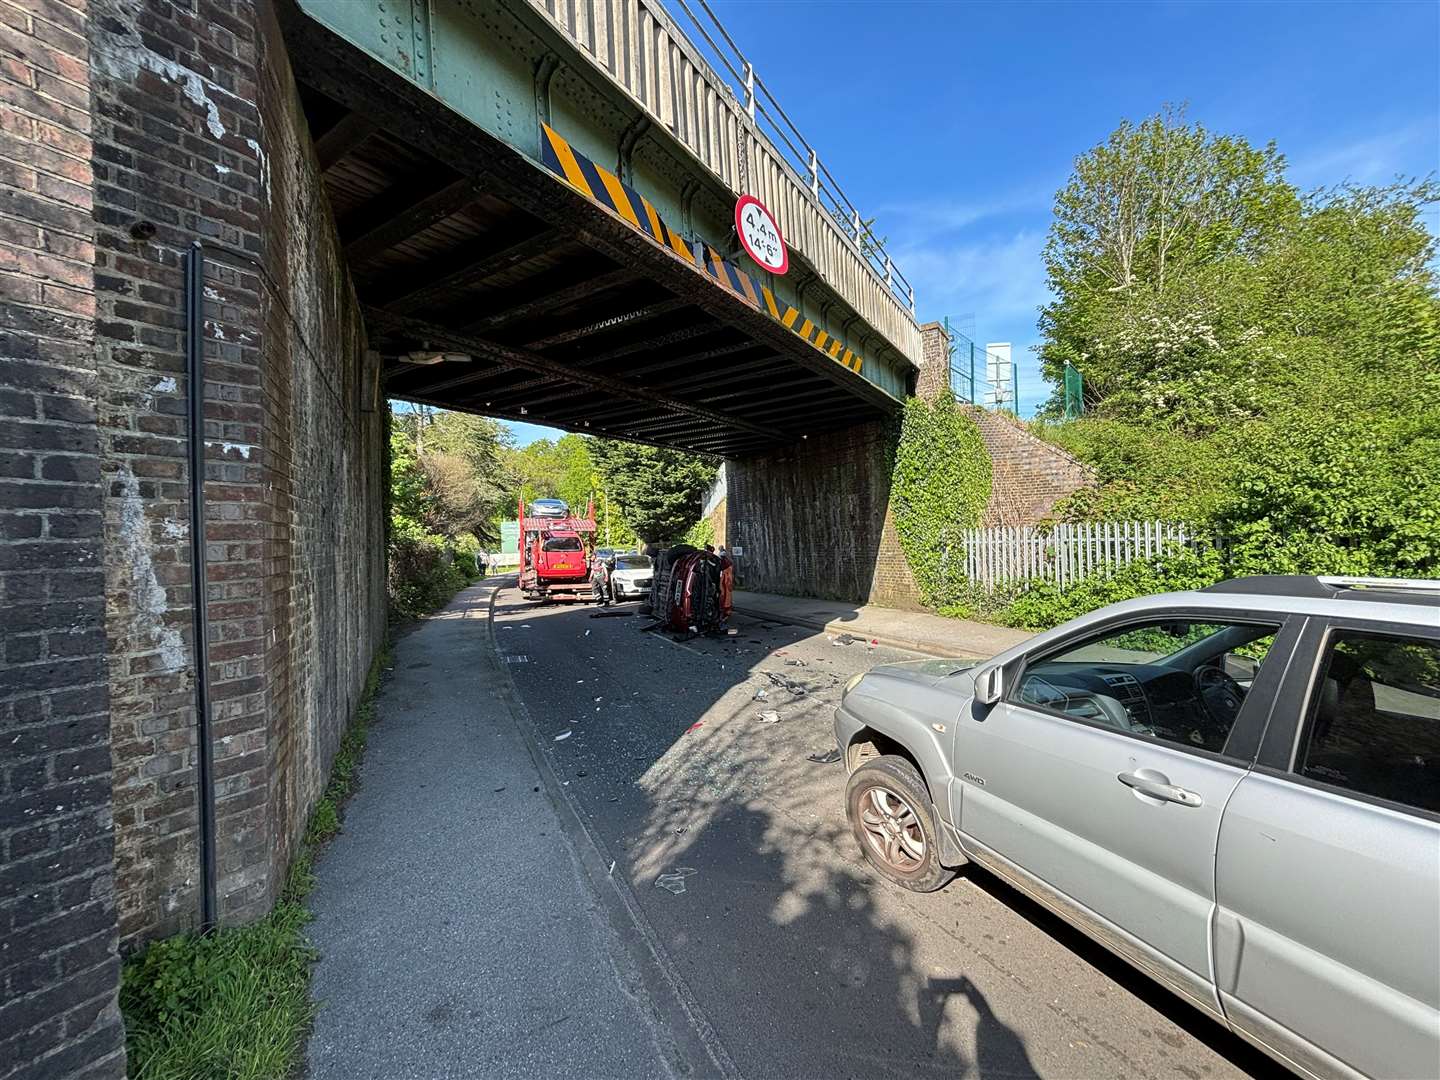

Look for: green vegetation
[386,409,499,619]
[121,648,388,1080]
[1006,105,1440,625]
[890,394,992,607]
[682,515,716,548]
[588,439,718,543]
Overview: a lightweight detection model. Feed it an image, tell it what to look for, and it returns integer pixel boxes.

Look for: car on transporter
[834,576,1440,1080]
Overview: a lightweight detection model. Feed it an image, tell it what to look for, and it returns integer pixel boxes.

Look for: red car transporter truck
[517,497,598,603]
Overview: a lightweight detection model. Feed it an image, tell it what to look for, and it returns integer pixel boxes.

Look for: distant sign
[735,195,788,275]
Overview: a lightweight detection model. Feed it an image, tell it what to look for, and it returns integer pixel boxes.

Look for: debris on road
[833,634,857,646]
[589,611,634,619]
[685,721,704,734]
[553,730,572,741]
[756,710,781,724]
[726,628,738,635]
[753,689,768,700]
[807,748,842,764]
[654,867,698,894]
[784,658,807,667]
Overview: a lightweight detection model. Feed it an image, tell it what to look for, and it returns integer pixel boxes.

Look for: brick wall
[966,407,1093,526]
[726,421,923,609]
[916,323,1094,527]
[89,0,269,944]
[0,0,127,1074]
[86,0,385,945]
[253,1,386,909]
[915,320,950,402]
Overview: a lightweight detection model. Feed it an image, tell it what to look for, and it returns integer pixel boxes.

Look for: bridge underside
[282,10,903,458]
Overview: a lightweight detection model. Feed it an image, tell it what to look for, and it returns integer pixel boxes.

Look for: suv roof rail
[1203,575,1440,601]
[1315,576,1440,592]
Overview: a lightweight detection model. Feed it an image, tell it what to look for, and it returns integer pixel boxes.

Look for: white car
[607,554,653,600]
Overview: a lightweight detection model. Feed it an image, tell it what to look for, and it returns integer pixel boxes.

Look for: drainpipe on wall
[185,241,218,930]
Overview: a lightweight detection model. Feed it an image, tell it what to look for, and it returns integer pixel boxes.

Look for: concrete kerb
[481,580,740,1080]
[730,604,958,658]
[730,605,920,656]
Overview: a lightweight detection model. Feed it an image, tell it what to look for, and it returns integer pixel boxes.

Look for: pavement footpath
[303,580,692,1080]
[732,588,1029,658]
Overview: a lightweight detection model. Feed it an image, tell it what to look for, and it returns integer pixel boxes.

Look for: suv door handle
[1117,771,1203,808]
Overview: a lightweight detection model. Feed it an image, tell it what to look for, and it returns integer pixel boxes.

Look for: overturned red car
[659,547,733,634]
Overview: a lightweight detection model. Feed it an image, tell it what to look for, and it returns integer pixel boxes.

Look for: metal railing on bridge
[528,0,921,361]
[665,0,915,313]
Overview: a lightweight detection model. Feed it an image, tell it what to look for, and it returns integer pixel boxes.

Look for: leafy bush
[1000,546,1226,631]
[1218,408,1440,578]
[387,535,468,621]
[682,516,715,548]
[890,395,992,607]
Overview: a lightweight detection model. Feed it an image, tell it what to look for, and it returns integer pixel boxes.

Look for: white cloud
[889,229,1055,413]
[1288,120,1437,188]
[895,228,1051,326]
[877,188,1052,234]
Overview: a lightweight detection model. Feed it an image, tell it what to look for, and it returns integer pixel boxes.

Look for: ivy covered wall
[890,395,993,607]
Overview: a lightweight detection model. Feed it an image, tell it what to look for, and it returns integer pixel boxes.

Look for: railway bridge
[0,1,961,1073]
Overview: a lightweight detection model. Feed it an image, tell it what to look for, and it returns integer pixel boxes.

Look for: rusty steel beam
[394,390,773,456]
[343,176,479,264]
[460,267,633,334]
[524,298,690,350]
[374,227,562,313]
[314,111,378,171]
[364,309,788,440]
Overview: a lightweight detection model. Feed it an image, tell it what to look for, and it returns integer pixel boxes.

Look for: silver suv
[835,576,1439,1080]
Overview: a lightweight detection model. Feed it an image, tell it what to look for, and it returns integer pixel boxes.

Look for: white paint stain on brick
[94,26,228,140]
[161,519,188,539]
[246,138,270,199]
[117,464,187,674]
[154,376,177,393]
[207,441,255,460]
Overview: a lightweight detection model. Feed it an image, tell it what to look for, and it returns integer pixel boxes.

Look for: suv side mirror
[974,665,1004,706]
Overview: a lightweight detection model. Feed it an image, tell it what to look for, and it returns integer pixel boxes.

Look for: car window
[614,556,650,570]
[541,536,582,552]
[1298,631,1440,814]
[1011,618,1279,754]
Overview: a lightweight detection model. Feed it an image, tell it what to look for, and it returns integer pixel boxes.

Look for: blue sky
[505,0,1438,443]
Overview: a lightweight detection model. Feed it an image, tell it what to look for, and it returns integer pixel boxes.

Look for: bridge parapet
[529,0,921,365]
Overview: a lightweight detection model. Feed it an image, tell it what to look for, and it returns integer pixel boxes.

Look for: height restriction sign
[735,194,789,275]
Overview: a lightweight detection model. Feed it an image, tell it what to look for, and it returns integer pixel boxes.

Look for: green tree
[1032,105,1440,585]
[588,439,718,543]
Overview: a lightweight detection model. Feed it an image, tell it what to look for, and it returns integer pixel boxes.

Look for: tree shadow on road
[498,589,1281,1079]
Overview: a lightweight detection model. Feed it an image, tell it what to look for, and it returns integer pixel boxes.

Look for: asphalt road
[495,584,1283,1080]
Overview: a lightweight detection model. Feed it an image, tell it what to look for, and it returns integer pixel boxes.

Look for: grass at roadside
[120,644,389,1080]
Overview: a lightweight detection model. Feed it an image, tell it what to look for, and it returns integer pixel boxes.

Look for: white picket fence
[959,520,1194,593]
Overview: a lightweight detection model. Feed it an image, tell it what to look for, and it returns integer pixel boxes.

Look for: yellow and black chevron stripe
[540,123,863,377]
